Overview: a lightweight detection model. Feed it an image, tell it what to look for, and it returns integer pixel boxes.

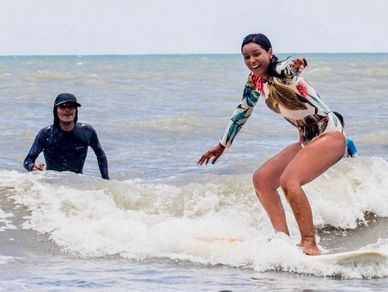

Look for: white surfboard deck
[311,250,388,265]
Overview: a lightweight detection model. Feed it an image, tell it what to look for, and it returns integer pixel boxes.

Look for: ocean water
[1,53,388,291]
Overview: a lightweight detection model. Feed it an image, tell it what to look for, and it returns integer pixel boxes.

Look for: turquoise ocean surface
[1,53,388,291]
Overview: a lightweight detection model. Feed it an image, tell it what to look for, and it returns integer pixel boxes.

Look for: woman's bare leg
[280,132,346,255]
[252,143,302,235]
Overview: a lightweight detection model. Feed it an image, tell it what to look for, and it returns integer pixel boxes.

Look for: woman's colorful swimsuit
[220,59,344,148]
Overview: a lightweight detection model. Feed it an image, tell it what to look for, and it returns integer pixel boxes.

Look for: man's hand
[32,163,45,171]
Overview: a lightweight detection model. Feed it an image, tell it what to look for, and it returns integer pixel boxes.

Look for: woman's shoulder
[246,73,265,95]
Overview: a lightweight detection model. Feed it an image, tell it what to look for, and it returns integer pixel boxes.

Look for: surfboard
[311,250,388,265]
[195,237,244,243]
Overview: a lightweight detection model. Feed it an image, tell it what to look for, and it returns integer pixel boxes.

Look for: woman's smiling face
[242,42,272,77]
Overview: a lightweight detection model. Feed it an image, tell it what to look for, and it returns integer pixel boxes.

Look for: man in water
[23,93,110,179]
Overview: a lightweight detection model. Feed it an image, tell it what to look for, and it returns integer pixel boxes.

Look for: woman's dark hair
[241,33,282,78]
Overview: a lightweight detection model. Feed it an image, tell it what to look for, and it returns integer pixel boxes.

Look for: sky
[1,0,387,55]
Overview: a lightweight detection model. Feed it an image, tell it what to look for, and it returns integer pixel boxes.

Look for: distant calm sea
[1,54,388,291]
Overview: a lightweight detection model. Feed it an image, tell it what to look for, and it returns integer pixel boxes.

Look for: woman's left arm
[290,58,307,75]
[275,58,307,78]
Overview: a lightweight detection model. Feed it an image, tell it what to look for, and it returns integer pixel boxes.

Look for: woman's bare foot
[299,239,321,256]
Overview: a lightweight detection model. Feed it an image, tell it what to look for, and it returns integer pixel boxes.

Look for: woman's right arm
[198,78,260,165]
[219,81,260,148]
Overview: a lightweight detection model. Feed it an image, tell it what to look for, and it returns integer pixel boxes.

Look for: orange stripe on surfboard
[195,237,244,243]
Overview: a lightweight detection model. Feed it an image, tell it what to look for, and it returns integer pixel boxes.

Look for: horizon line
[0,51,388,58]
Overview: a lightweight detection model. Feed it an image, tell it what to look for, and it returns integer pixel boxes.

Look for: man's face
[57,103,76,123]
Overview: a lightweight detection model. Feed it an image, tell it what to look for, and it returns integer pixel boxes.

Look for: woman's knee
[252,168,277,191]
[279,174,301,199]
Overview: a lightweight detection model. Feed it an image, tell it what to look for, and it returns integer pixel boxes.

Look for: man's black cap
[54,93,81,107]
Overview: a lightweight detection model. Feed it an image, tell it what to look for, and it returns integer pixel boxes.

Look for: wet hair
[241,33,282,78]
[53,105,78,128]
[241,33,272,52]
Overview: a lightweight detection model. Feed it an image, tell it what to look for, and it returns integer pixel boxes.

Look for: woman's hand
[197,143,225,165]
[290,58,307,74]
[32,163,45,171]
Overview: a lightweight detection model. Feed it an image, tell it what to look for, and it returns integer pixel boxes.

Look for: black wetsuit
[23,123,109,179]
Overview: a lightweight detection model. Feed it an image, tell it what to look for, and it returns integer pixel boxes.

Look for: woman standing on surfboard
[198,33,346,256]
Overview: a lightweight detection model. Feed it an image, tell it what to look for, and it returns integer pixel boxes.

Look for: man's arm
[88,126,110,180]
[23,129,46,171]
